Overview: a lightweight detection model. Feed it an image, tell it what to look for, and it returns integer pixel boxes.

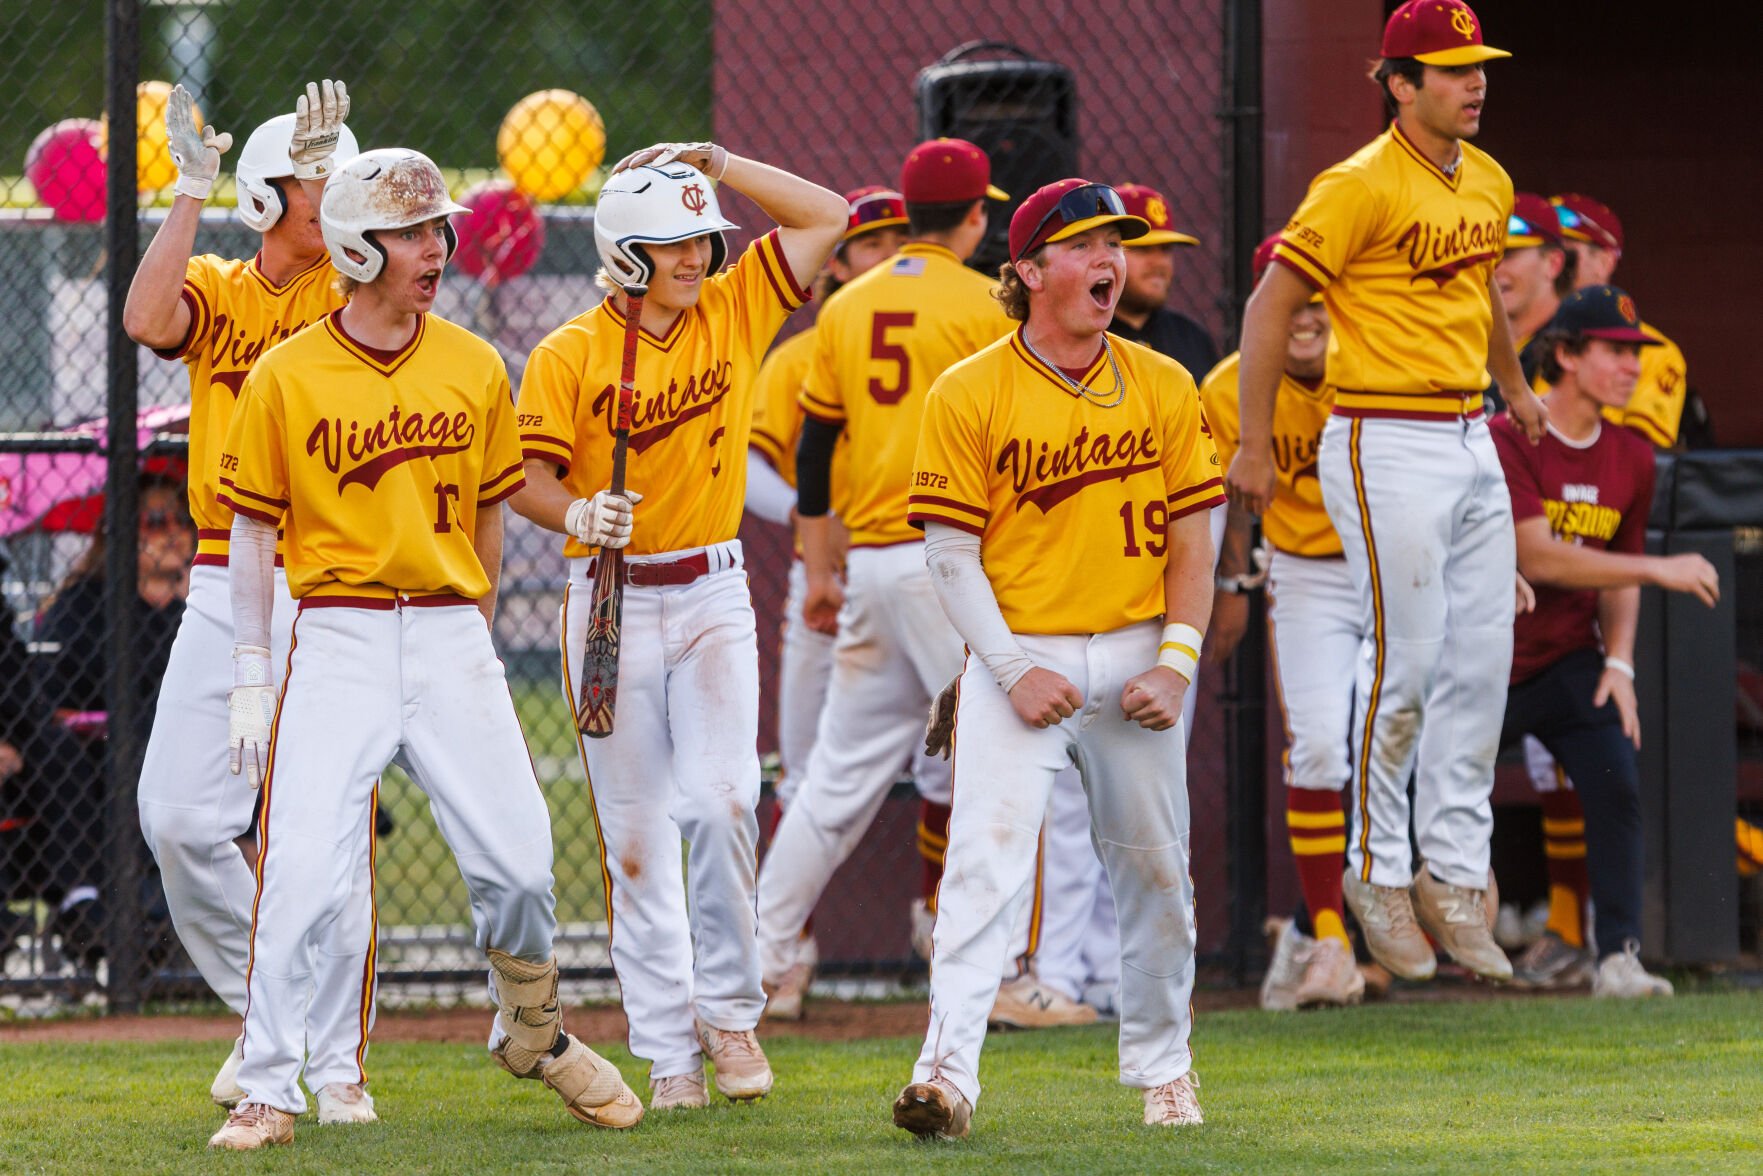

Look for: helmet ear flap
[625,242,656,285]
[708,233,727,275]
[441,219,458,263]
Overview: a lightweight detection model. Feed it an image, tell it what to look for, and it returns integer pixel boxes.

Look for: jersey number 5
[867,312,916,405]
[1119,500,1168,557]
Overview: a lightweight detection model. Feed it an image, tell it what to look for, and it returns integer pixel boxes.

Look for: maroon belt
[591,551,712,587]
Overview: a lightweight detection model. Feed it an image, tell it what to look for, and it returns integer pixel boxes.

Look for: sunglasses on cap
[849,193,905,227]
[1553,204,1612,245]
[1508,213,1545,238]
[1020,183,1129,257]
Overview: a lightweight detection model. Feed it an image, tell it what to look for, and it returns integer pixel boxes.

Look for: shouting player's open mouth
[416,269,440,298]
[1089,276,1115,310]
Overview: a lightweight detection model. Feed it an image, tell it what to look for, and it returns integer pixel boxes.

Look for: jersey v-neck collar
[248,251,330,295]
[602,293,687,352]
[1010,328,1109,400]
[1389,121,1464,192]
[325,309,426,376]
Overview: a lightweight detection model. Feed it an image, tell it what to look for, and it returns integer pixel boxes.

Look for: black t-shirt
[1110,307,1219,384]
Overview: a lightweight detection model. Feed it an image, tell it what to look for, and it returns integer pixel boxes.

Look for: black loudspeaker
[915,42,1079,275]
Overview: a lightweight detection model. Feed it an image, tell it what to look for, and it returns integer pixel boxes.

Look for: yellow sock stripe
[1290,834,1348,854]
[561,583,618,938]
[1348,419,1386,883]
[917,821,949,851]
[1542,818,1586,836]
[1286,809,1345,829]
[1544,842,1588,860]
[1737,819,1763,866]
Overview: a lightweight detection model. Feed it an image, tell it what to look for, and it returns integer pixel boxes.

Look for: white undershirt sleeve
[229,513,277,653]
[744,448,796,527]
[922,521,1034,694]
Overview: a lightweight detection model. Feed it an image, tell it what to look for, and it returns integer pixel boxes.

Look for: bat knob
[623,283,648,299]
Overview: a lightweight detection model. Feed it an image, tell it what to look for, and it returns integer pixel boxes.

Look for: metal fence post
[103,0,144,1012]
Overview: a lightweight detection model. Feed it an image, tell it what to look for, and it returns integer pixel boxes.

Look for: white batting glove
[565,489,644,549]
[227,644,277,789]
[166,84,232,201]
[611,141,727,180]
[289,79,351,181]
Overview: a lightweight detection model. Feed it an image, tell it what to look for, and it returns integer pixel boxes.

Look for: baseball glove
[923,675,959,760]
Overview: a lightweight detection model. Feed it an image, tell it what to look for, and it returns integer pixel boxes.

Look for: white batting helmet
[320,148,470,283]
[593,162,739,286]
[235,113,359,233]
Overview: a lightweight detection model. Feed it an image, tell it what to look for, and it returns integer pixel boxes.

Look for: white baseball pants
[755,541,961,982]
[137,564,377,1091]
[775,559,834,808]
[1267,550,1362,792]
[562,542,764,1081]
[237,600,557,1113]
[1319,414,1515,890]
[912,621,1196,1109]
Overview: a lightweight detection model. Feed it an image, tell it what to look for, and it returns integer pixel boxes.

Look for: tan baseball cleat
[695,1018,774,1100]
[1143,1072,1203,1127]
[1342,868,1437,981]
[208,1102,295,1150]
[541,1037,644,1128]
[315,1082,378,1124]
[650,1071,710,1109]
[1294,937,1366,1008]
[1258,917,1314,1011]
[988,974,1100,1029]
[893,1076,972,1140]
[762,935,818,1022]
[210,1034,245,1108]
[1410,869,1512,981]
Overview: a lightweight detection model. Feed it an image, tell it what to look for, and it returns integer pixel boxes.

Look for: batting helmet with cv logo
[593,162,740,287]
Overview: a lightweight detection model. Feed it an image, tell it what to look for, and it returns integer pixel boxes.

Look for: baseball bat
[575,282,646,737]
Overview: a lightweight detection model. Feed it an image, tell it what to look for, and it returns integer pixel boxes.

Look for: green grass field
[2,992,1758,1173]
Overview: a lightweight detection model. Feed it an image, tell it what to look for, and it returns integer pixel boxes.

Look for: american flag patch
[892,256,927,276]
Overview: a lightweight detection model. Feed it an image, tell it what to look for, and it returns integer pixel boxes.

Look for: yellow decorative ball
[498,89,604,203]
[96,80,200,193]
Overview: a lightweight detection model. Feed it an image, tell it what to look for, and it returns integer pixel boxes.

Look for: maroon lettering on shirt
[1489,412,1656,683]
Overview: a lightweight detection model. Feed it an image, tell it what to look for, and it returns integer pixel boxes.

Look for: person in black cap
[1488,285,1719,999]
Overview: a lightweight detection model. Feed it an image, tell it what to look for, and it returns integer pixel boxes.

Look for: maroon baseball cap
[1115,183,1198,247]
[1551,193,1623,252]
[1550,284,1657,344]
[1382,0,1510,66]
[1507,193,1563,249]
[898,139,1008,205]
[1008,179,1149,262]
[841,185,907,243]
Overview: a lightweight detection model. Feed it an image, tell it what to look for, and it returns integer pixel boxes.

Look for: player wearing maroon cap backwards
[1229,0,1546,985]
[894,179,1221,1138]
[1489,285,1717,999]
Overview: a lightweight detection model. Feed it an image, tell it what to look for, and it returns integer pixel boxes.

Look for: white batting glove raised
[166,84,232,201]
[611,141,727,180]
[227,644,277,789]
[565,489,644,549]
[289,79,351,180]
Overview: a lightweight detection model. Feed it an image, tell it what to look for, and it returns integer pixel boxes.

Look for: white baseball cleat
[315,1082,378,1124]
[1259,917,1314,1011]
[1592,941,1674,999]
[1342,869,1437,981]
[210,1034,245,1108]
[1143,1072,1203,1127]
[909,898,936,963]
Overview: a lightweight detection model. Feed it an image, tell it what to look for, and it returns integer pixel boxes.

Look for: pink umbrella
[0,404,191,536]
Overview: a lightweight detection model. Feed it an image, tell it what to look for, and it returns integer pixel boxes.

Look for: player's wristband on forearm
[1156,623,1203,683]
[1604,655,1636,680]
[232,645,272,689]
[174,174,214,201]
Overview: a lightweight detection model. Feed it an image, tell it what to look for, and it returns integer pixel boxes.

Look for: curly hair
[994,259,1032,321]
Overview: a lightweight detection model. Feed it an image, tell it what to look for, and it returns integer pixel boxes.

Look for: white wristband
[174,173,213,201]
[1604,656,1635,681]
[1156,622,1203,684]
[232,644,272,689]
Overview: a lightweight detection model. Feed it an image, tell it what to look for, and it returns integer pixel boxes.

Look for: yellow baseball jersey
[800,242,1013,547]
[154,253,345,563]
[1605,322,1685,447]
[518,230,809,557]
[909,331,1225,635]
[1200,352,1340,557]
[1273,123,1514,415]
[218,311,526,602]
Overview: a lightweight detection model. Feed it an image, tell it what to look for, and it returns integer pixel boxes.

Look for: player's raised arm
[287,79,352,210]
[611,142,846,290]
[123,84,229,349]
[1227,265,1313,516]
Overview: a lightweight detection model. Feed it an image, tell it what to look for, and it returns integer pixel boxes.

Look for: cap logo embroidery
[1146,196,1170,227]
[681,183,708,216]
[1617,294,1637,323]
[1450,7,1476,38]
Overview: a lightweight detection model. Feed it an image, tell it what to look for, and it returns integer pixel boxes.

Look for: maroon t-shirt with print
[1490,411,1656,683]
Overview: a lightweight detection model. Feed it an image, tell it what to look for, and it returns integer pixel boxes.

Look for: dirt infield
[0,979,1553,1045]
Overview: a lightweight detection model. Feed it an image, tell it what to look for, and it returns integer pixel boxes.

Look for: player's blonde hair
[994,259,1032,321]
[334,272,359,300]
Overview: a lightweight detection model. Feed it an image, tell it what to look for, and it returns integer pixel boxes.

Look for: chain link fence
[1,0,1253,1009]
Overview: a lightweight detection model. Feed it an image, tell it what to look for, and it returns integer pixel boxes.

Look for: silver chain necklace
[1022,330,1126,408]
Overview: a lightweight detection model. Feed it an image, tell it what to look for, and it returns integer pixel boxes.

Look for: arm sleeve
[744,448,796,526]
[795,416,843,518]
[1270,169,1379,291]
[229,514,277,651]
[923,522,1033,693]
